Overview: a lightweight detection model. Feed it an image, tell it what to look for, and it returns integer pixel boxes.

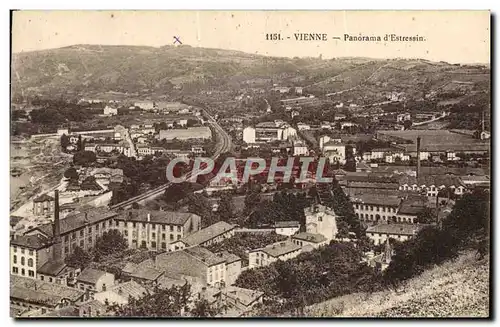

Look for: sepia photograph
[9,10,491,318]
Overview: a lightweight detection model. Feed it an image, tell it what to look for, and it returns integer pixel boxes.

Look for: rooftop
[275,221,300,228]
[177,221,236,247]
[33,194,54,203]
[254,241,302,258]
[116,209,199,226]
[38,260,68,276]
[292,232,327,244]
[350,194,402,207]
[184,246,227,266]
[225,286,264,307]
[76,268,109,285]
[107,281,148,300]
[10,234,52,250]
[366,223,427,236]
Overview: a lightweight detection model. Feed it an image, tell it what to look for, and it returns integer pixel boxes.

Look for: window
[28,270,34,277]
[161,242,166,249]
[124,230,128,236]
[152,224,156,229]
[152,232,156,238]
[88,226,92,233]
[21,248,25,254]
[151,242,157,248]
[21,257,25,266]
[170,226,174,232]
[21,268,25,276]
[80,284,84,290]
[318,216,322,222]
[88,236,92,243]
[102,222,105,228]
[162,225,166,231]
[49,277,53,282]
[13,255,17,264]
[72,232,76,240]
[355,204,359,209]
[142,223,146,228]
[162,234,166,240]
[80,230,84,237]
[40,275,44,281]
[80,240,84,248]
[13,246,17,253]
[12,267,18,274]
[177,235,181,240]
[370,206,374,211]
[141,241,147,248]
[28,258,33,267]
[29,250,34,256]
[170,234,174,241]
[65,246,69,254]
[96,224,99,230]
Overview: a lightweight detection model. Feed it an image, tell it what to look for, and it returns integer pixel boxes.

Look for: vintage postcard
[10,10,490,318]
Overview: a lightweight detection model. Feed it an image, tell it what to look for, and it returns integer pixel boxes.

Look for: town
[10,43,490,318]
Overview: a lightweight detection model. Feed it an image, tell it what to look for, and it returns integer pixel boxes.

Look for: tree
[218,193,234,221]
[60,134,70,150]
[403,120,412,130]
[187,193,217,228]
[343,145,356,172]
[94,230,128,257]
[416,207,436,224]
[73,150,97,166]
[77,135,83,151]
[243,189,261,216]
[110,284,192,317]
[190,298,219,317]
[63,167,79,181]
[65,246,92,269]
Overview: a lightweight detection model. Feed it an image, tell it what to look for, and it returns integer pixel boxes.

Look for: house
[113,209,202,251]
[304,204,339,242]
[94,280,148,306]
[10,234,53,280]
[37,261,78,286]
[76,268,115,293]
[32,194,55,216]
[10,275,88,314]
[248,241,302,269]
[291,232,328,249]
[121,262,164,286]
[296,123,311,131]
[215,251,242,286]
[220,286,264,317]
[274,221,300,236]
[293,141,308,156]
[103,106,118,116]
[351,194,401,223]
[134,101,155,110]
[169,221,236,251]
[365,223,427,245]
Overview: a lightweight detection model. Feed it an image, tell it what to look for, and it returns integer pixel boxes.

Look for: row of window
[357,213,414,223]
[12,267,34,277]
[12,256,34,267]
[123,230,181,241]
[354,204,396,213]
[12,247,34,256]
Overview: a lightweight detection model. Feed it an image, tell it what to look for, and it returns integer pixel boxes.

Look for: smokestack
[416,136,421,180]
[482,110,485,132]
[52,190,62,261]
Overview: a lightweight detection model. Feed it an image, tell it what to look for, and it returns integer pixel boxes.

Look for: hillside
[304,251,489,318]
[11,44,490,100]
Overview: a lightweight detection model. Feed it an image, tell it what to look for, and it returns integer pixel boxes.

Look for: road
[110,107,232,210]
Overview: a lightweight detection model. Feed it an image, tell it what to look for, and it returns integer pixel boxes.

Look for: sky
[11,10,491,63]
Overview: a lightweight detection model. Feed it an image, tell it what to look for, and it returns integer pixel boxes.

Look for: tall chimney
[52,190,62,261]
[416,136,421,180]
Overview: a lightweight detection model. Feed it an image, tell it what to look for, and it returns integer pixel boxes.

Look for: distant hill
[304,251,489,318]
[11,44,490,99]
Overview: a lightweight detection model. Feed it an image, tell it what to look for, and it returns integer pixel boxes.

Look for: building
[248,241,302,269]
[351,194,401,223]
[221,286,264,316]
[293,141,309,156]
[113,209,202,251]
[10,275,88,314]
[10,234,53,280]
[291,232,328,249]
[159,126,212,141]
[121,262,164,286]
[397,113,411,122]
[365,223,426,245]
[169,221,236,251]
[242,126,256,144]
[274,221,301,236]
[103,106,118,116]
[398,175,467,197]
[94,280,148,306]
[149,246,227,287]
[296,123,311,131]
[33,194,55,216]
[243,122,297,144]
[304,204,338,242]
[215,251,242,286]
[134,101,155,110]
[76,268,115,293]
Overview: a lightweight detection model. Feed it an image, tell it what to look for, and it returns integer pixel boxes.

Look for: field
[305,251,489,318]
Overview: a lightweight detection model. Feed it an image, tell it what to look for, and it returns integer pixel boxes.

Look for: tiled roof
[108,281,148,300]
[366,223,427,236]
[115,209,198,226]
[292,232,327,244]
[254,241,302,258]
[11,275,85,304]
[184,246,226,266]
[76,268,108,285]
[398,199,427,215]
[154,251,208,279]
[178,221,236,247]
[225,286,264,307]
[399,175,466,188]
[38,260,67,276]
[33,194,54,203]
[35,207,119,237]
[10,234,52,250]
[215,250,242,264]
[274,220,300,228]
[350,194,402,207]
[125,264,164,282]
